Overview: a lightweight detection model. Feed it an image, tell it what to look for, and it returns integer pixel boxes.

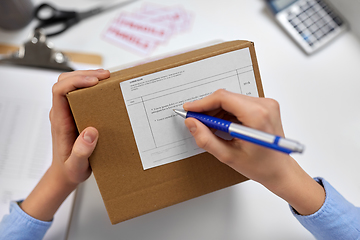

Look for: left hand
[21,69,110,221]
[50,69,110,185]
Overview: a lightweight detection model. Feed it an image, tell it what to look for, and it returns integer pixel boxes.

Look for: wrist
[21,165,78,221]
[262,158,325,215]
[48,163,79,191]
[251,154,296,191]
[260,156,300,193]
[49,161,79,190]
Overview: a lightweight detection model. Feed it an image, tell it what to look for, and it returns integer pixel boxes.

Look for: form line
[127,69,253,106]
[126,66,253,102]
[141,96,157,148]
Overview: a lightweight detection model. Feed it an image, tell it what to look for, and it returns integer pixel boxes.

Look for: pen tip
[173,109,187,118]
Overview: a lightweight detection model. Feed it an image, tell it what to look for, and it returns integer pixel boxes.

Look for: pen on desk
[173,109,304,154]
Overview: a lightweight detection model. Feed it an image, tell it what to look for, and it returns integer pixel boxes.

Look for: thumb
[65,127,99,183]
[185,118,233,162]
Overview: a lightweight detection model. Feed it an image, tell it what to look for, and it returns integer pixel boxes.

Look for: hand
[183,89,325,215]
[21,69,110,221]
[183,89,289,185]
[50,69,110,185]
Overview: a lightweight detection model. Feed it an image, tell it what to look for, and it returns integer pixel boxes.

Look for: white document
[0,63,97,240]
[120,48,259,170]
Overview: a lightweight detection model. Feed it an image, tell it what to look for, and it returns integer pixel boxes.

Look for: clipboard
[0,43,102,66]
[66,40,263,225]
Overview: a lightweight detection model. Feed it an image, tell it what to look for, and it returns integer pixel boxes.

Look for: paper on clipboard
[0,48,102,240]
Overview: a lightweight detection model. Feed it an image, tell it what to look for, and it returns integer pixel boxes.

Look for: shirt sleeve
[0,201,52,240]
[290,177,360,240]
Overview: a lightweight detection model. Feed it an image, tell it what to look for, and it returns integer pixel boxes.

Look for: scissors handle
[34,3,79,37]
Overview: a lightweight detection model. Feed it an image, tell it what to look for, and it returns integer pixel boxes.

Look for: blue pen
[173,109,304,154]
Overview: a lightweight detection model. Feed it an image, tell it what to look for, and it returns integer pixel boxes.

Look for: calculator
[266,0,348,54]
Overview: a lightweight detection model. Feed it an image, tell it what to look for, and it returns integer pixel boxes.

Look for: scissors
[34,0,137,37]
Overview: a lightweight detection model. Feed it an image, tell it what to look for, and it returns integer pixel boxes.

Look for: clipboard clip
[0,29,74,71]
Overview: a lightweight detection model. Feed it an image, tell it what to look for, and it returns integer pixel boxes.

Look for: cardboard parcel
[67,40,264,224]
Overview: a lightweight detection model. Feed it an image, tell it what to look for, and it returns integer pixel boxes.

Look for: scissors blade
[78,0,138,20]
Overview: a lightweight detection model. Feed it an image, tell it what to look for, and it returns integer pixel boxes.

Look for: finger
[52,70,110,120]
[185,118,236,164]
[58,69,110,82]
[65,127,99,183]
[50,71,108,158]
[53,74,99,97]
[184,89,258,115]
[183,89,280,131]
[51,74,99,123]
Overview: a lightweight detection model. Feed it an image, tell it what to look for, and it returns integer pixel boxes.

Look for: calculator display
[268,0,298,13]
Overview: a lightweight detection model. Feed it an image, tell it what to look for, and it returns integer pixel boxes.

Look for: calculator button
[297,23,307,32]
[291,17,301,25]
[312,2,321,11]
[301,33,310,42]
[310,13,320,22]
[316,18,327,28]
[309,23,318,33]
[306,1,313,9]
[307,0,316,7]
[320,24,332,34]
[299,0,307,8]
[314,30,324,40]
[316,0,327,8]
[304,18,313,27]
[305,7,316,17]
[302,29,311,38]
[298,12,308,21]
[333,16,343,26]
[323,24,335,33]
[309,34,317,43]
[308,37,316,46]
[323,6,333,15]
[318,9,327,18]
[300,5,309,12]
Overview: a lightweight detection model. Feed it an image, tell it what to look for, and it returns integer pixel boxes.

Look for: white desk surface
[1,0,360,239]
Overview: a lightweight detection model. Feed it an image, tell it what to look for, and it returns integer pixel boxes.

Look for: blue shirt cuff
[0,201,52,240]
[290,177,360,240]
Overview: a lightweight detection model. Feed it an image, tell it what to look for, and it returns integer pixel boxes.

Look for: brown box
[67,40,264,224]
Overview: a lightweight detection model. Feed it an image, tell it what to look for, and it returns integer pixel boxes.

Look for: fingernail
[183,102,189,109]
[97,69,108,73]
[83,129,97,143]
[85,76,98,82]
[185,121,197,134]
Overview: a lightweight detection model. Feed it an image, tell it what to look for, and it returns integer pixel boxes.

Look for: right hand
[183,89,325,216]
[183,89,293,187]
